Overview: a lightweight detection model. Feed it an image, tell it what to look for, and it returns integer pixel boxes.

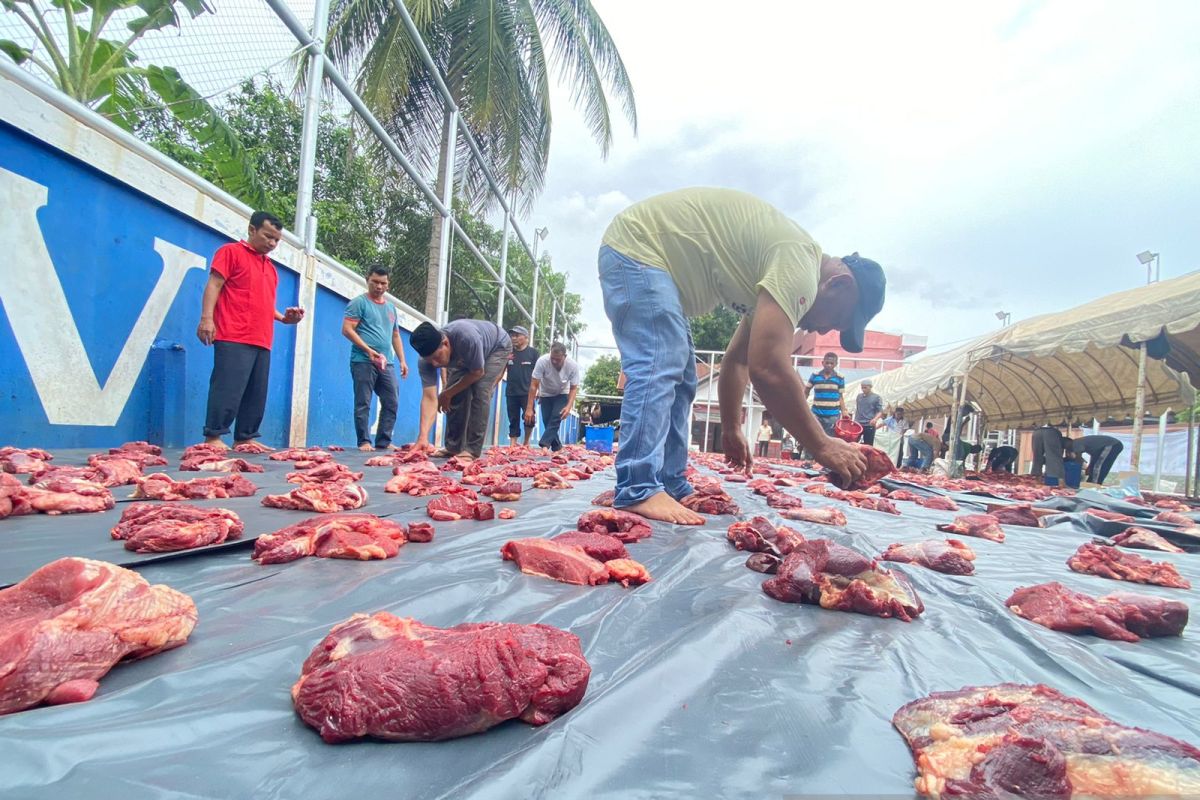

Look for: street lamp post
[1136,250,1159,285]
[530,227,548,344]
[994,310,1011,327]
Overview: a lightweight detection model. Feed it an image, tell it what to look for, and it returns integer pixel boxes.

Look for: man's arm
[417,385,437,445]
[525,378,542,423]
[745,291,866,484]
[196,272,225,345]
[718,317,754,471]
[562,384,579,419]
[341,318,380,360]
[438,369,485,412]
[392,329,408,378]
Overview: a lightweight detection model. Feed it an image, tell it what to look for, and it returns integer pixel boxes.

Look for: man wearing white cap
[853,379,884,446]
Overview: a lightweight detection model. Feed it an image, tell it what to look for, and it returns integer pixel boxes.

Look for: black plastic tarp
[1,451,1198,798]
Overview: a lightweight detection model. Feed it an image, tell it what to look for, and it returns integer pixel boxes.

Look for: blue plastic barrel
[1063,460,1082,489]
[585,426,615,454]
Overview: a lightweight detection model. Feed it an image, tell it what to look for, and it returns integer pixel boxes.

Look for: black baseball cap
[840,252,886,353]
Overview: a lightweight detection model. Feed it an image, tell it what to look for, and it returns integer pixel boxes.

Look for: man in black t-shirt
[504,326,540,446]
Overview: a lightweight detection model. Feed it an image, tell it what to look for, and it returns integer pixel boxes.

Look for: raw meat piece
[269,447,333,464]
[888,489,922,502]
[680,490,739,516]
[591,489,615,507]
[1087,508,1136,523]
[779,506,847,526]
[1006,582,1188,642]
[0,557,197,715]
[532,471,574,490]
[384,468,459,496]
[762,539,924,621]
[480,481,522,501]
[577,508,654,542]
[827,444,895,490]
[179,444,263,473]
[881,539,976,575]
[426,493,479,521]
[937,514,1005,543]
[109,441,161,456]
[915,495,959,512]
[95,447,167,468]
[989,504,1041,528]
[364,455,397,467]
[773,526,807,554]
[0,473,114,518]
[111,504,243,553]
[892,683,1200,799]
[848,495,901,515]
[746,553,781,573]
[462,471,509,487]
[1067,542,1189,588]
[292,613,590,742]
[1154,497,1190,511]
[748,478,778,495]
[286,462,364,484]
[132,472,257,501]
[32,458,143,489]
[497,508,516,520]
[0,447,53,474]
[1110,526,1185,553]
[727,516,779,552]
[606,558,651,586]
[551,532,629,562]
[1154,511,1194,526]
[472,502,495,521]
[559,467,592,481]
[765,491,805,510]
[406,521,435,542]
[232,441,274,454]
[326,445,345,451]
[262,482,368,513]
[501,539,610,585]
[724,473,748,483]
[253,514,406,564]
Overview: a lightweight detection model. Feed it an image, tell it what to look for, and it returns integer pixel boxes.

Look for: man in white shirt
[525,342,580,451]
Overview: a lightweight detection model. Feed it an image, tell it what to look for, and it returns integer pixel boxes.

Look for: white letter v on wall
[0,167,207,426]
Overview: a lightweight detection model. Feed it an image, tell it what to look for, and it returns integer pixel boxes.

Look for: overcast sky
[525,0,1200,367]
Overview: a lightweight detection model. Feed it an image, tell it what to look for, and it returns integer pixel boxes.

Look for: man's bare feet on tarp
[620,491,704,525]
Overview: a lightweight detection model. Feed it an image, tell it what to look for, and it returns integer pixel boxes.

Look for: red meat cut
[1067,542,1189,588]
[1087,508,1136,523]
[893,684,1200,799]
[109,441,161,456]
[132,472,257,501]
[0,473,114,518]
[1110,526,1184,553]
[591,489,615,507]
[0,557,197,715]
[680,490,739,516]
[532,470,573,489]
[253,514,408,564]
[269,447,332,465]
[606,558,652,586]
[32,457,143,488]
[937,514,1005,543]
[576,508,653,542]
[551,532,629,561]
[232,440,274,454]
[406,521,435,542]
[287,462,363,484]
[1154,511,1194,526]
[501,538,610,585]
[426,493,491,521]
[262,482,368,513]
[915,495,959,512]
[988,504,1041,528]
[385,466,460,496]
[111,503,243,552]
[727,516,780,552]
[179,444,263,473]
[762,539,924,621]
[764,491,805,510]
[497,508,517,520]
[848,495,901,515]
[881,539,976,575]
[0,446,53,475]
[779,506,847,526]
[1006,582,1188,642]
[827,444,895,490]
[480,480,522,501]
[95,447,167,468]
[292,613,590,742]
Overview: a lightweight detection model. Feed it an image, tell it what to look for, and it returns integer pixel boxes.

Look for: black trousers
[351,362,399,448]
[445,346,512,458]
[756,440,770,457]
[538,394,569,450]
[506,394,531,439]
[858,425,876,446]
[203,341,270,441]
[1087,443,1123,484]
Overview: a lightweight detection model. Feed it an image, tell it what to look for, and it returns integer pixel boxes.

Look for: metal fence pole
[491,211,512,447]
[703,352,714,452]
[1130,342,1148,474]
[1153,411,1167,492]
[433,108,458,326]
[294,0,330,248]
[550,299,557,345]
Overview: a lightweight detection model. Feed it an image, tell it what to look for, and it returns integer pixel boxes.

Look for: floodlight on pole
[1136,250,1159,285]
[995,310,1011,327]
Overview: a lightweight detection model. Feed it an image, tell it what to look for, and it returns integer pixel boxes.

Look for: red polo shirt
[212,241,279,349]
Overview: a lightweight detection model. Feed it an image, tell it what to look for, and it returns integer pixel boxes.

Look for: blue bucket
[585,426,615,454]
[1063,460,1082,489]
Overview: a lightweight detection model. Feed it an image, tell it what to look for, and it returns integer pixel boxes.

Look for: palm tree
[323,0,637,318]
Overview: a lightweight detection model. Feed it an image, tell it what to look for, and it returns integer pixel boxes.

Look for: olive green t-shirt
[602,187,822,326]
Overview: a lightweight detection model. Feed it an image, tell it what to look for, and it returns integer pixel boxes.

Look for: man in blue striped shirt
[805,352,847,437]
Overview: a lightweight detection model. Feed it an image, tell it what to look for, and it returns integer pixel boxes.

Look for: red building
[791,330,926,373]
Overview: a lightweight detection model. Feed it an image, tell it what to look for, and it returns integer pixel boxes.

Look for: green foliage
[582,354,622,398]
[690,306,741,353]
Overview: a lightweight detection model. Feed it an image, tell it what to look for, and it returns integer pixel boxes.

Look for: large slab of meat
[111,503,243,553]
[501,538,650,586]
[268,447,333,466]
[827,444,895,490]
[262,482,368,513]
[426,492,495,521]
[881,539,977,575]
[179,444,263,473]
[0,473,114,518]
[384,463,460,496]
[551,532,629,562]
[1110,526,1185,553]
[31,456,143,488]
[532,470,574,490]
[936,514,1005,543]
[1087,508,1136,523]
[916,495,959,512]
[1067,542,1189,589]
[132,472,257,501]
[1006,581,1188,642]
[0,446,53,474]
[987,504,1042,528]
[479,480,522,501]
[110,441,161,456]
[0,557,197,715]
[286,462,363,484]
[892,683,1200,798]
[779,506,847,526]
[95,446,167,468]
[576,508,652,542]
[680,487,739,516]
[232,440,273,454]
[292,613,590,742]
[762,539,924,621]
[253,514,408,564]
[1155,511,1196,526]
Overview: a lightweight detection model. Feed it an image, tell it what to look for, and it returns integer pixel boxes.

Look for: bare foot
[620,492,704,525]
[204,437,228,449]
[455,452,475,462]
[358,443,374,452]
[432,448,454,458]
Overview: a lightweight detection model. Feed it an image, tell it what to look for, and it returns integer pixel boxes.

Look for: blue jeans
[599,245,697,507]
[538,394,569,451]
[906,439,933,469]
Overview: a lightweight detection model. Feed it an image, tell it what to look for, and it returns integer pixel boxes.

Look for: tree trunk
[423,112,454,320]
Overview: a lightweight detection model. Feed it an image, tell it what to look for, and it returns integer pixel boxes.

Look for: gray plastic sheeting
[1,455,1198,798]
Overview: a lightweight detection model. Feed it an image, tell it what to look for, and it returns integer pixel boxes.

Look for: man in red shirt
[196,211,305,447]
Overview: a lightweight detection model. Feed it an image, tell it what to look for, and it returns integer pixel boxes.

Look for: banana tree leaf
[0,40,32,65]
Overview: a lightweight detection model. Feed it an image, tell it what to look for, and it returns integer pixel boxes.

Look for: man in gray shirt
[525,342,580,452]
[411,319,512,460]
[853,379,884,446]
